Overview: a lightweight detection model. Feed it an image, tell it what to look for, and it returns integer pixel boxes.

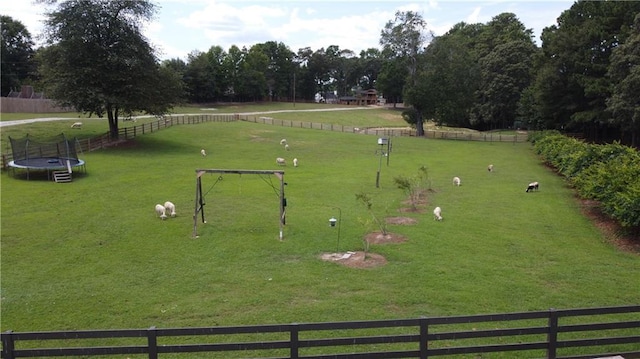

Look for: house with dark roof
[339,89,378,105]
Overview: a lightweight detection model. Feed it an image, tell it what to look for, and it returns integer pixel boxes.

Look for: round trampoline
[7,133,86,180]
[9,157,85,170]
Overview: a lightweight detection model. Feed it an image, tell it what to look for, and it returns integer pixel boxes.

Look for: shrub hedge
[529,131,640,228]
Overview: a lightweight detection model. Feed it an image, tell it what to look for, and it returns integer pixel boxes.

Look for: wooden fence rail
[2,305,639,359]
[1,112,526,169]
[241,116,528,143]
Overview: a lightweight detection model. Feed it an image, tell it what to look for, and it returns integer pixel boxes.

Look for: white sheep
[276,157,286,166]
[433,206,443,221]
[293,158,298,167]
[488,164,494,172]
[155,204,167,220]
[280,139,287,145]
[285,144,290,151]
[526,181,539,192]
[71,122,83,129]
[453,176,461,186]
[164,201,176,217]
[200,149,207,157]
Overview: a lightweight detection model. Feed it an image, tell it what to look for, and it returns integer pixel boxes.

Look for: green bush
[532,133,640,229]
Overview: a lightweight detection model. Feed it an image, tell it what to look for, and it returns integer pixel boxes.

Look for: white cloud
[2,0,576,60]
[466,6,483,24]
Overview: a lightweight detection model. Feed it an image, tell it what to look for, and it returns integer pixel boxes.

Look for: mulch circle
[320,251,388,268]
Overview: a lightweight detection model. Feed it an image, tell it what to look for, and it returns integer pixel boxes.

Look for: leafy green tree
[357,48,383,89]
[38,0,183,140]
[251,41,295,101]
[1,16,36,96]
[409,26,479,128]
[472,40,537,130]
[468,13,537,130]
[380,11,431,135]
[606,13,640,147]
[237,46,268,101]
[294,47,317,101]
[376,58,406,107]
[535,1,640,141]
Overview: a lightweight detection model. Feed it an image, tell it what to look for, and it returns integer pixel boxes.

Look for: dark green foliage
[380,11,430,135]
[533,1,640,141]
[533,132,640,228]
[0,16,36,96]
[606,13,640,147]
[38,0,184,139]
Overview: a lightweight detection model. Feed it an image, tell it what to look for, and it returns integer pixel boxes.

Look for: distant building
[339,89,378,105]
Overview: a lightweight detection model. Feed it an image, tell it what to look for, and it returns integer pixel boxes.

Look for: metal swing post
[193,171,207,238]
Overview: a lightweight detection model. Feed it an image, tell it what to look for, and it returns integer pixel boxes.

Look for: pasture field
[1,109,638,357]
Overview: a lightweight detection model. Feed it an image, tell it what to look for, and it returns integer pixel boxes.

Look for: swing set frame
[193,169,286,239]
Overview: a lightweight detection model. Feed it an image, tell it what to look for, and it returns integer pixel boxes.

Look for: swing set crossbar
[197,169,284,177]
[193,169,286,239]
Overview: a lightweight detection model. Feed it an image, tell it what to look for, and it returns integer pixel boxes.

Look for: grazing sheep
[70,122,83,129]
[200,149,207,156]
[280,139,287,145]
[488,164,494,172]
[276,157,286,166]
[155,204,167,220]
[433,206,443,221]
[164,201,176,217]
[293,158,298,167]
[285,144,290,151]
[526,181,539,192]
[453,176,461,186]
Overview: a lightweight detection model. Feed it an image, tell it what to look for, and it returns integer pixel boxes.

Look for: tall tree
[376,58,406,107]
[0,16,36,96]
[535,1,640,141]
[38,0,183,139]
[606,13,640,146]
[357,48,382,89]
[472,40,537,130]
[469,13,537,130]
[411,28,479,128]
[380,11,431,135]
[251,41,295,101]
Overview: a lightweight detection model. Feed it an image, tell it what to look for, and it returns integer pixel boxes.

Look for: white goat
[164,201,176,217]
[488,164,494,172]
[433,206,443,221]
[71,122,83,129]
[155,204,167,220]
[526,181,539,192]
[280,139,287,146]
[453,176,461,186]
[276,157,286,166]
[285,144,290,151]
[293,158,298,167]
[200,149,207,157]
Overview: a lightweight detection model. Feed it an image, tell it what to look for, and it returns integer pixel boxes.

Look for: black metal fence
[2,305,639,359]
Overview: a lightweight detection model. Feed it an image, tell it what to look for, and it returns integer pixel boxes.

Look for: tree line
[1,0,639,145]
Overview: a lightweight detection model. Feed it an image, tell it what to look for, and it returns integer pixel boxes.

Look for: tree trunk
[415,109,425,136]
[107,105,119,140]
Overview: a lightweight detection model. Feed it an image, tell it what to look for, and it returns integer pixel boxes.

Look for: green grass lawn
[1,108,638,357]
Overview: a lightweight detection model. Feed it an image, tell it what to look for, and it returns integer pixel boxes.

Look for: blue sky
[4,0,576,61]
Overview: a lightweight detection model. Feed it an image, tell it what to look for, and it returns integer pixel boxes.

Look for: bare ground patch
[320,232,406,268]
[579,198,639,254]
[320,251,388,269]
[386,216,418,225]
